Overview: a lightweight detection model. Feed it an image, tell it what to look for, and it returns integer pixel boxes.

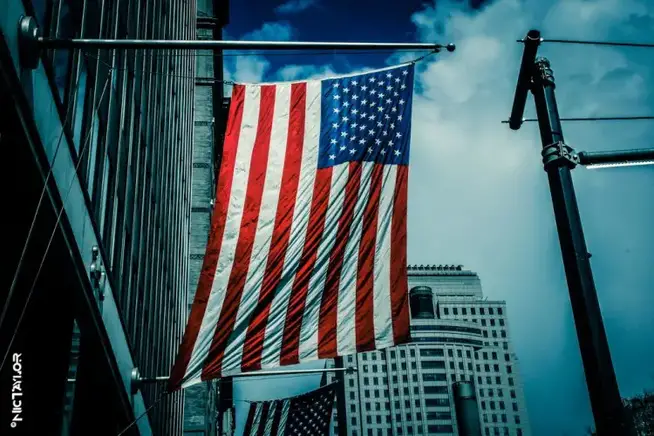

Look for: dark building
[183,0,231,435]
[1,1,208,434]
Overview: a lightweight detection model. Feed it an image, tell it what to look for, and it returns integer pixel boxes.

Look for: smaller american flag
[242,383,337,436]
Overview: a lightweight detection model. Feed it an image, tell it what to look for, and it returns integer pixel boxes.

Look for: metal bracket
[541,141,579,170]
[18,16,41,69]
[89,246,106,301]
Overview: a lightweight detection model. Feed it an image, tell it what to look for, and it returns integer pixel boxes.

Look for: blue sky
[221,1,654,435]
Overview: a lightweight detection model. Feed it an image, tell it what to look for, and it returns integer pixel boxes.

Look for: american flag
[169,63,414,389]
[242,383,337,436]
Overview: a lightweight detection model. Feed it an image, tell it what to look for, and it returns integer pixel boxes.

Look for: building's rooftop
[407,264,477,276]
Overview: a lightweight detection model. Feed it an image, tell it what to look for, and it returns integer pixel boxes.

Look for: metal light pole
[509,30,635,435]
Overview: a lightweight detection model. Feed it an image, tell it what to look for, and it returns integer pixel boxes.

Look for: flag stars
[386,85,392,91]
[361,85,368,91]
[334,83,340,88]
[398,115,403,121]
[396,132,402,138]
[388,140,394,147]
[332,123,338,129]
[368,129,375,136]
[340,145,346,151]
[395,77,401,83]
[390,123,396,129]
[380,149,386,155]
[368,147,374,153]
[394,149,401,156]
[352,80,358,86]
[401,84,407,90]
[329,154,336,160]
[333,108,340,114]
[399,99,405,105]
[386,72,392,78]
[375,138,382,145]
[342,116,349,122]
[343,101,350,107]
[330,138,337,145]
[377,107,384,113]
[386,98,392,104]
[361,99,368,105]
[349,148,356,155]
[333,95,341,100]
[402,70,408,75]
[352,95,359,101]
[343,88,350,94]
[359,138,365,144]
[341,131,349,137]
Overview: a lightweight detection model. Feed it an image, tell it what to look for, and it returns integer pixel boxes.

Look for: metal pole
[530,57,632,436]
[334,356,348,436]
[578,148,654,167]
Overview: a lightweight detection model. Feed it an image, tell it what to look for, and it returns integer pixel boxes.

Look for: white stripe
[263,402,277,435]
[277,400,291,433]
[182,85,261,386]
[249,403,263,436]
[336,162,375,356]
[298,162,349,361]
[260,81,321,368]
[221,84,292,375]
[373,165,397,348]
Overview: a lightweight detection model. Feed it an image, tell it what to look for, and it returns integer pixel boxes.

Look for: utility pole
[509,30,634,436]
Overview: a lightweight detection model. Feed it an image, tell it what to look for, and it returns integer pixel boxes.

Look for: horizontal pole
[578,148,654,167]
[37,36,454,52]
[516,38,654,49]
[503,116,654,123]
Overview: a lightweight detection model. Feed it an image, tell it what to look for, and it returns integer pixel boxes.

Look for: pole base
[18,16,41,70]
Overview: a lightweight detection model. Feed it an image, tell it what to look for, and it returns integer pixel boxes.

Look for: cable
[116,391,168,436]
[502,116,654,123]
[517,38,654,48]
[0,63,85,339]
[0,72,112,374]
[114,49,437,58]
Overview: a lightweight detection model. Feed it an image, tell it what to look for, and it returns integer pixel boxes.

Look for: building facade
[1,1,198,434]
[325,265,531,436]
[183,0,231,435]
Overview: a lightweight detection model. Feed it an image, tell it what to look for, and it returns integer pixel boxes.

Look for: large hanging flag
[242,383,337,436]
[169,63,414,390]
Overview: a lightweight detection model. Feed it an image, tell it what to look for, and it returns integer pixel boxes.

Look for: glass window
[502,414,507,423]
[499,319,505,326]
[501,330,507,338]
[507,365,513,374]
[424,386,448,394]
[457,349,463,358]
[481,401,486,410]
[423,373,447,382]
[490,401,496,410]
[468,363,472,371]
[422,361,445,369]
[513,402,519,412]
[447,349,454,357]
[400,350,406,358]
[510,390,516,399]
[499,401,505,410]
[453,308,458,315]
[480,308,485,315]
[351,417,356,425]
[420,349,444,357]
[509,377,514,386]
[484,364,490,372]
[494,364,500,372]
[515,415,521,424]
[471,308,476,315]
[404,387,409,395]
[449,362,455,370]
[462,308,467,315]
[489,308,494,315]
[466,350,471,358]
[496,376,502,384]
[478,376,482,384]
[486,376,492,384]
[366,403,371,411]
[498,308,503,315]
[443,307,449,315]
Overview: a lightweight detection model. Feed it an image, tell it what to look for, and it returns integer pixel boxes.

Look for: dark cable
[502,116,654,123]
[116,391,168,436]
[517,38,654,48]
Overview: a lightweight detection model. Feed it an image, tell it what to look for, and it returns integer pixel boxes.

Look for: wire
[0,72,113,374]
[502,116,654,123]
[516,38,654,48]
[116,391,168,436]
[0,64,84,340]
[116,49,436,58]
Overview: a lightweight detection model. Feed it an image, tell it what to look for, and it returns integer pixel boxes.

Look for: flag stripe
[279,167,332,365]
[244,402,257,436]
[391,165,410,343]
[261,82,321,368]
[269,401,283,435]
[319,162,362,357]
[373,165,396,348]
[298,163,348,361]
[202,85,276,379]
[337,161,375,356]
[219,83,291,374]
[168,84,246,389]
[356,163,384,352]
[256,402,270,436]
[242,83,306,371]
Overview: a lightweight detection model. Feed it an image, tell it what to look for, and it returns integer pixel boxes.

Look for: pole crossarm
[17,16,455,69]
[578,148,654,168]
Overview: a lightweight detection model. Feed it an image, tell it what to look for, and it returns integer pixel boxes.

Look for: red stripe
[355,164,383,352]
[269,401,283,435]
[279,168,333,365]
[256,402,271,436]
[390,166,410,344]
[318,162,363,358]
[241,83,307,371]
[167,84,246,391]
[201,85,276,379]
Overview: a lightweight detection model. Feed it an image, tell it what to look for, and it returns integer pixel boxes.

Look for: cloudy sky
[219,0,654,434]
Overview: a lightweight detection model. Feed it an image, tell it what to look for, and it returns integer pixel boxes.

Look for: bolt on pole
[509,30,634,436]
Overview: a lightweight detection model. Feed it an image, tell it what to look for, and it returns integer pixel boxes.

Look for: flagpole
[334,357,349,436]
[17,16,455,69]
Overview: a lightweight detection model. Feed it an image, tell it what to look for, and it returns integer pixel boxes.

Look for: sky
[219,0,654,434]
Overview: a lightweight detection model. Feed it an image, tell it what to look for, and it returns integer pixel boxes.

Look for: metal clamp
[541,141,579,170]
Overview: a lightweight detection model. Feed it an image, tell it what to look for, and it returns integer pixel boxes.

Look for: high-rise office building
[183,0,231,435]
[325,265,531,436]
[1,1,203,434]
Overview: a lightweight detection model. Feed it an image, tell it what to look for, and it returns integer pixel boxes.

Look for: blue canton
[318,64,414,169]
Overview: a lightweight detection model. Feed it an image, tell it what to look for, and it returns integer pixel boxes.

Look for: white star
[370,89,376,95]
[377,106,384,112]
[352,80,358,86]
[396,132,402,138]
[342,116,349,122]
[370,101,376,107]
[352,95,359,101]
[340,145,346,151]
[333,108,340,114]
[329,154,336,160]
[330,138,337,144]
[359,138,365,145]
[343,101,350,107]
[349,148,356,155]
[341,131,348,137]
[359,125,366,131]
[376,121,383,127]
[382,130,388,136]
[375,139,382,145]
[395,77,401,83]
[380,149,386,155]
[368,147,374,153]
[391,107,397,112]
[393,91,399,97]
[333,95,340,100]
[386,72,392,78]
[398,115,403,121]
[361,99,368,105]
[378,93,384,99]
[389,140,394,147]
[402,70,408,75]
[343,88,350,94]
[390,123,395,129]
[360,112,367,119]
[399,99,405,105]
[368,129,375,136]
[361,85,368,91]
[386,85,392,91]
[332,123,338,129]
[351,135,357,141]
[368,114,375,120]
[369,77,376,83]
[351,108,359,115]
[384,114,390,120]
[334,82,340,87]
[352,122,358,128]
[386,98,392,104]
[400,84,406,90]
[394,149,401,156]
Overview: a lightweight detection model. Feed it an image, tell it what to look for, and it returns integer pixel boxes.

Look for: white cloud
[275,0,318,15]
